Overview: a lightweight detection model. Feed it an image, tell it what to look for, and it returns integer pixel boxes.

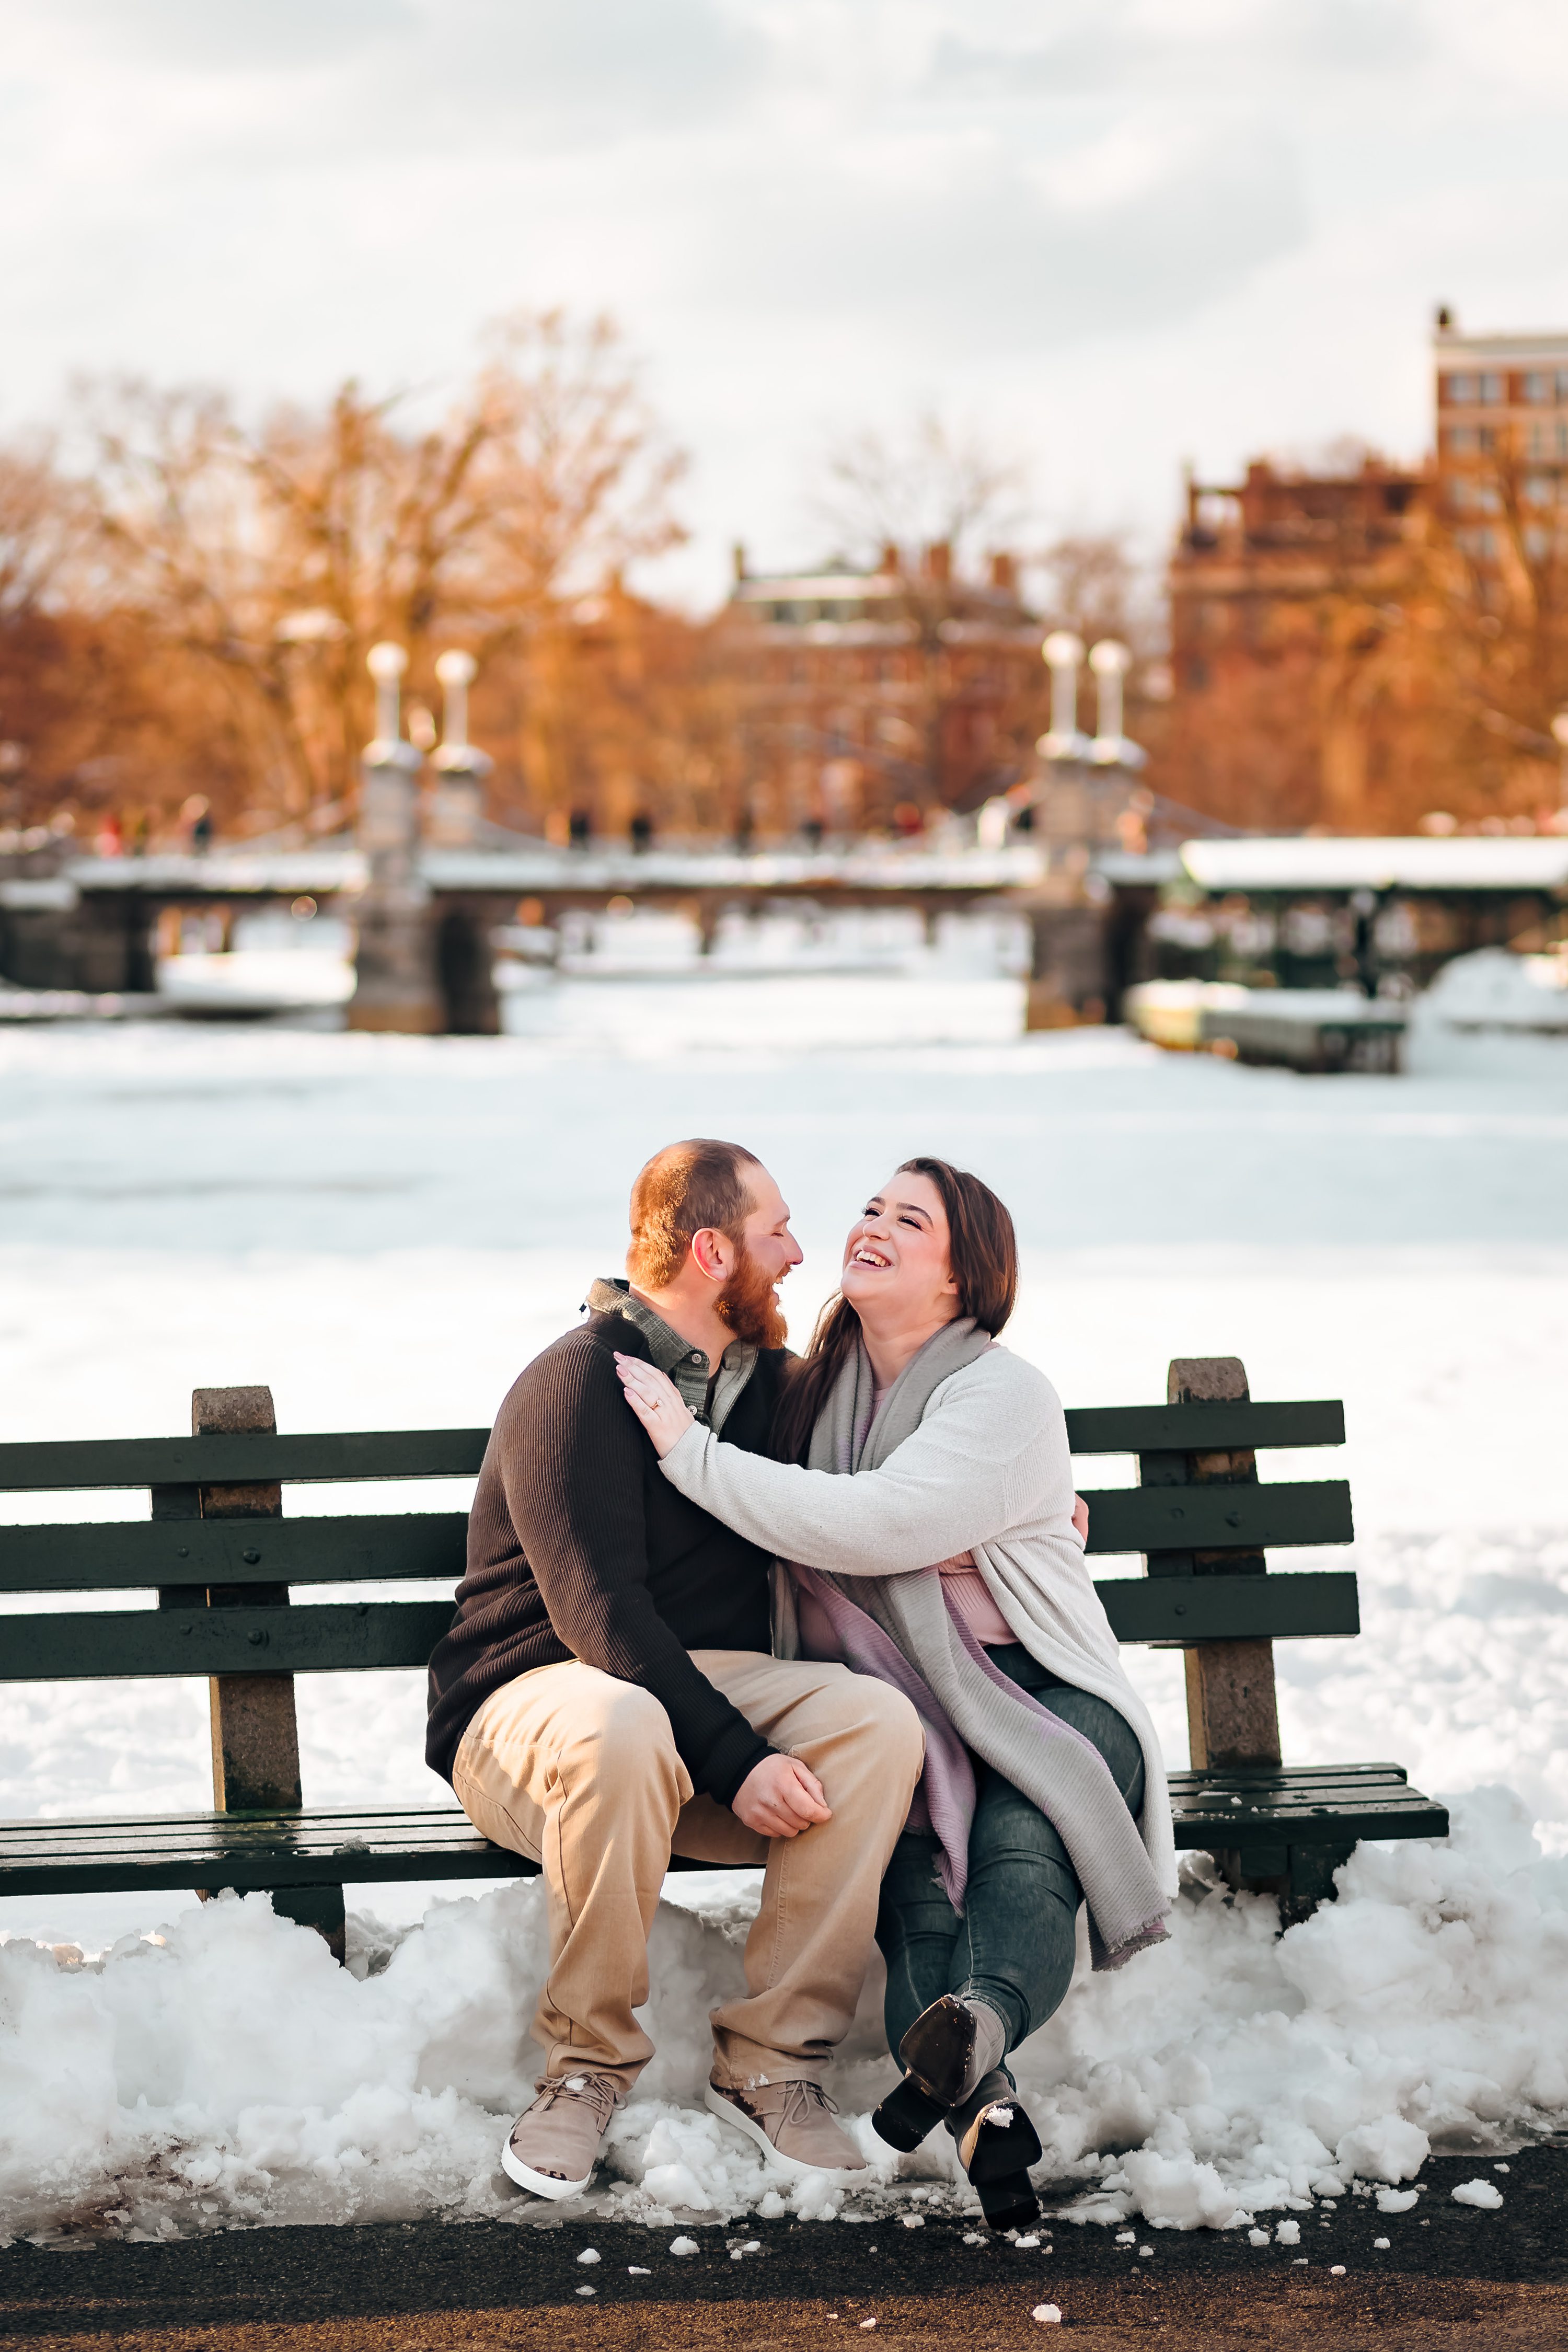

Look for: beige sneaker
[705,2077,867,2180]
[501,2071,621,2200]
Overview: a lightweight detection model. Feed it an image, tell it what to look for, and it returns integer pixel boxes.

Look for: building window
[1524,373,1553,404]
[1524,524,1552,562]
[1524,474,1555,508]
[1439,370,1505,405]
[1457,525,1498,560]
[1559,372,1568,404]
[1444,424,1477,453]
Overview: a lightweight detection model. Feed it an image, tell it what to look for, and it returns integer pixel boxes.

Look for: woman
[614,1158,1173,2231]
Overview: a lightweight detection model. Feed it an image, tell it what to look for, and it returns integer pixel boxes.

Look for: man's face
[717,1167,801,1348]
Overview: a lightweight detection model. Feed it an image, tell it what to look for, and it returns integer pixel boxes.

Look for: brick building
[1159,309,1568,832]
[1434,314,1568,571]
[1161,453,1431,829]
[713,545,1045,838]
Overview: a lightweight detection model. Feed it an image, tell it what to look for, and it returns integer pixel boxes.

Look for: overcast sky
[4,0,1567,606]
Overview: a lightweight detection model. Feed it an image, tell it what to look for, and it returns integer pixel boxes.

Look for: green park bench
[0,1357,1446,1958]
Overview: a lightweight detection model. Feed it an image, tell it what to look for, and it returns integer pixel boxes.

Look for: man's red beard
[717,1240,790,1349]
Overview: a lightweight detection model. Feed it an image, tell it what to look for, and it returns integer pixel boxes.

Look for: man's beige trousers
[452,1650,924,2092]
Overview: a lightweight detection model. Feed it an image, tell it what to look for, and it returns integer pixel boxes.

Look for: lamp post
[346,643,442,1033]
[426,649,494,850]
[1022,633,1148,1034]
[1088,639,1147,771]
[1040,631,1091,760]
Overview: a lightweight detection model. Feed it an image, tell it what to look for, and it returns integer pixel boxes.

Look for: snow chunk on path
[1452,2179,1505,2209]
[6,1786,1568,2240]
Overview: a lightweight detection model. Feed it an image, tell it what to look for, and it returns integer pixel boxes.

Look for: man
[426,1139,924,2201]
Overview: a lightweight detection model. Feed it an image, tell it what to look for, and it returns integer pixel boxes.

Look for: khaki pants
[452,1650,924,2092]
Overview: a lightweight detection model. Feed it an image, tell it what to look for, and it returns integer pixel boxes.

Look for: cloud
[923,0,1432,99]
[46,0,767,142]
[673,114,1308,354]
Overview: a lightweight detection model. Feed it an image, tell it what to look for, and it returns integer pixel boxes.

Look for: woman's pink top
[932,1552,1016,1646]
[792,1376,1016,1653]
[794,1549,1012,1650]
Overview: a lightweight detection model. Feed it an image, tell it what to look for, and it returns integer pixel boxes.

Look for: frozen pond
[3,971,1568,2236]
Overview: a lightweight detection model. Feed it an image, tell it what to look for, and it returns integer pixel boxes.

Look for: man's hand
[732,1753,833,1839]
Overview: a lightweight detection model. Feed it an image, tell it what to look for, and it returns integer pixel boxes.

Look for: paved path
[6,2148,1565,2349]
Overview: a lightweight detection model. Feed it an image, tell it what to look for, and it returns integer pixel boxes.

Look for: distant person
[616,1157,1173,2233]
[629,810,654,854]
[180,794,213,852]
[567,806,592,849]
[426,1141,923,2204]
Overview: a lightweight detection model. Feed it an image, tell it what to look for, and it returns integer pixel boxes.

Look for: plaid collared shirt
[585,1276,759,1433]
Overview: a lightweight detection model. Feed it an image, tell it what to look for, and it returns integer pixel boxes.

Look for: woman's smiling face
[839,1169,961,1329]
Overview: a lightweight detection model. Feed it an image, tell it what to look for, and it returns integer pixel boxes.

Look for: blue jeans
[875,1644,1145,2071]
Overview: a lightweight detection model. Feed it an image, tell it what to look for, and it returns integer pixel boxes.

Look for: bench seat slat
[3,1600,457,1681]
[0,1769,1449,1899]
[1099,1570,1358,1643]
[0,1807,739,1895]
[0,1430,490,1493]
[1080,1479,1353,1555]
[1065,1401,1345,1454]
[0,1513,468,1595]
[1168,1765,1449,1848]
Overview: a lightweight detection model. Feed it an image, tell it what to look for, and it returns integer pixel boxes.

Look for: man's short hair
[627,1139,762,1290]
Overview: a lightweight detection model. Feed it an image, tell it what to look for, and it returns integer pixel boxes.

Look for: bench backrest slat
[2,1575,1362,1680]
[0,1430,490,1492]
[1080,1479,1352,1557]
[7,1599,458,1681]
[0,1513,468,1595]
[0,1403,1343,1492]
[1064,1400,1344,1454]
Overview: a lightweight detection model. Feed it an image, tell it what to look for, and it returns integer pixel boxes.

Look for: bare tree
[63,311,689,830]
[811,409,1030,575]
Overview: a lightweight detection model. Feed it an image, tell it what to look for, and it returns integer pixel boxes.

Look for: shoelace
[774,2079,841,2131]
[537,2072,619,2128]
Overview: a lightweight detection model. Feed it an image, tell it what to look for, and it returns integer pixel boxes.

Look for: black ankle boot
[870,2073,949,2152]
[897,1994,1007,2108]
[949,2069,1043,2233]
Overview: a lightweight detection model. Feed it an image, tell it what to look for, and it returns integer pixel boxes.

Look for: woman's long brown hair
[771,1156,1019,1463]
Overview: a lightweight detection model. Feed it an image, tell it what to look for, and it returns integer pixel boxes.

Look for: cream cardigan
[658,1342,1177,1898]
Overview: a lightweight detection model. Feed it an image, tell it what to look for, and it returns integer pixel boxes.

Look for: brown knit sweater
[425,1309,788,1802]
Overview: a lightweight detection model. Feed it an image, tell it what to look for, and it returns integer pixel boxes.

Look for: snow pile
[1007,1786,1568,2229]
[5,1788,1568,2242]
[1408,947,1568,1077]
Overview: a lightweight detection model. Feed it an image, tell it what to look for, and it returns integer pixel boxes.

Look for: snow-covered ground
[3,930,1567,2240]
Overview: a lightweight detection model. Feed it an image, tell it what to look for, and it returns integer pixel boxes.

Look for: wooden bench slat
[0,1772,1449,1899]
[1098,1571,1359,1644]
[0,1406,1346,1490]
[2,1572,1362,1682]
[0,1430,490,1493]
[0,1808,722,1896]
[1168,1765,1449,1848]
[3,1600,456,1681]
[1064,1401,1345,1454]
[1080,1479,1353,1555]
[0,1513,468,1595]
